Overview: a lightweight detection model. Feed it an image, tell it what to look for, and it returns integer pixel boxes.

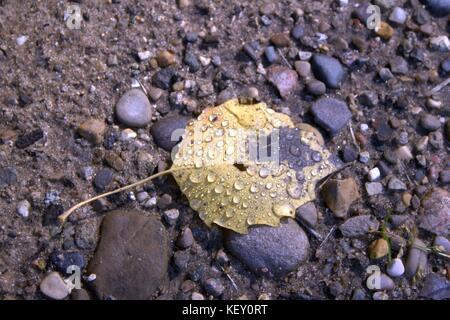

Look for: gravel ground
[0,0,449,300]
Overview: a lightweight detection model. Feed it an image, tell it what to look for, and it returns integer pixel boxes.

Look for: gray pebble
[17,200,31,218]
[339,215,380,237]
[203,278,224,297]
[388,177,407,191]
[379,67,394,81]
[225,218,309,277]
[264,46,278,64]
[150,114,191,151]
[365,182,383,196]
[389,7,407,24]
[306,80,326,96]
[423,0,450,17]
[163,208,179,225]
[94,168,113,191]
[434,236,450,254]
[420,114,441,131]
[115,89,152,128]
[177,227,194,249]
[310,98,352,135]
[390,56,408,74]
[405,238,428,278]
[420,273,450,300]
[359,151,370,163]
[311,54,346,88]
[296,202,318,227]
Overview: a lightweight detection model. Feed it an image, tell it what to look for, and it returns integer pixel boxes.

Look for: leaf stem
[58,168,176,223]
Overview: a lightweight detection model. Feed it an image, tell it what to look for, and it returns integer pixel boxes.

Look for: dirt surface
[0,0,449,300]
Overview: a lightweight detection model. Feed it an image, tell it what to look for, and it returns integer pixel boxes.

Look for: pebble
[311,54,346,88]
[434,236,450,254]
[156,50,176,67]
[306,80,326,96]
[266,65,298,98]
[157,193,172,209]
[17,200,31,218]
[191,292,205,300]
[420,273,450,300]
[94,168,113,191]
[342,146,358,162]
[387,258,405,277]
[298,51,312,60]
[389,7,407,24]
[423,0,450,17]
[321,178,360,218]
[388,177,407,191]
[120,128,137,141]
[184,51,201,72]
[115,89,152,128]
[203,278,224,297]
[379,67,394,81]
[177,227,194,249]
[420,114,441,131]
[152,68,176,89]
[264,46,278,64]
[163,208,180,226]
[368,167,381,181]
[339,215,380,238]
[390,56,408,74]
[396,145,413,162]
[368,238,389,259]
[50,250,85,273]
[430,36,450,52]
[375,22,394,40]
[270,33,290,47]
[88,210,169,299]
[295,202,318,227]
[405,238,428,278]
[16,35,28,46]
[291,25,304,40]
[185,31,198,43]
[77,119,106,145]
[150,114,191,151]
[365,182,383,196]
[379,273,395,291]
[224,219,309,277]
[294,61,311,78]
[40,272,70,300]
[138,50,151,61]
[372,291,389,300]
[419,188,450,236]
[310,98,352,135]
[359,151,370,164]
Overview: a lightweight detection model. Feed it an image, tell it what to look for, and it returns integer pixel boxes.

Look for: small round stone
[386,258,405,277]
[40,272,70,300]
[17,200,31,218]
[115,89,152,128]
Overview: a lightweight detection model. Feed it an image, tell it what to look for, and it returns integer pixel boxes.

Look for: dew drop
[312,151,322,162]
[250,183,259,193]
[259,167,271,178]
[272,202,295,217]
[221,120,229,127]
[247,216,256,225]
[234,180,245,190]
[225,208,235,218]
[232,196,241,204]
[214,184,224,194]
[207,172,217,183]
[289,145,301,156]
[265,182,273,190]
[209,114,218,122]
[189,172,203,183]
[215,129,224,137]
[246,166,257,176]
[287,183,302,199]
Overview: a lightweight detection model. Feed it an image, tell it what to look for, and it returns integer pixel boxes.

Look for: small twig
[221,266,238,291]
[348,122,360,152]
[297,219,323,240]
[136,78,148,95]
[277,48,292,69]
[318,162,353,191]
[319,225,336,248]
[428,76,450,95]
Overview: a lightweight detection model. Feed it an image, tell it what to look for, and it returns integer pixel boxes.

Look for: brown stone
[88,210,169,300]
[321,178,360,218]
[156,50,176,67]
[77,119,106,145]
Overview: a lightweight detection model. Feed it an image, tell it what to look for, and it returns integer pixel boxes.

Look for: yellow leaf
[171,99,339,234]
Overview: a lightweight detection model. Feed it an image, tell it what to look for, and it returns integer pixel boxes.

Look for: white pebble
[360,123,369,132]
[120,128,137,141]
[430,36,450,52]
[386,258,405,277]
[359,151,370,163]
[368,167,381,181]
[138,50,152,61]
[16,35,28,46]
[17,200,31,218]
[87,273,97,282]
